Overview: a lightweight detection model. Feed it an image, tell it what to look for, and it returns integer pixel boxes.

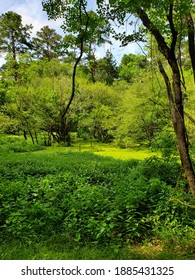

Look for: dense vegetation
[0,136,195,259]
[0,0,195,259]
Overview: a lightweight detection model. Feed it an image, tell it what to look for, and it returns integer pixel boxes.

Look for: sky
[0,0,143,65]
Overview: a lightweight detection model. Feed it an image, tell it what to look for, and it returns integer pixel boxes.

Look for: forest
[0,0,195,259]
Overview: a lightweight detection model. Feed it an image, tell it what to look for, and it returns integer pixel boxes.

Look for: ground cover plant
[0,135,195,259]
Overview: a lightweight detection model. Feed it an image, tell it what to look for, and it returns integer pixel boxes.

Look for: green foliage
[151,129,178,158]
[32,25,62,60]
[42,0,109,54]
[0,139,194,248]
[93,50,118,85]
[0,8,174,148]
[119,54,148,83]
[113,72,170,147]
[0,11,33,59]
[0,135,44,153]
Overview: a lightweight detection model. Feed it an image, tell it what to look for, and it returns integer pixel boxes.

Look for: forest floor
[0,136,195,260]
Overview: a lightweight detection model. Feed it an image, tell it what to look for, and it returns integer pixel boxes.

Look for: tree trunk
[34,130,39,144]
[23,130,27,140]
[138,6,195,197]
[171,74,195,197]
[170,59,195,196]
[28,129,35,144]
[158,59,195,197]
[58,117,71,145]
[172,106,195,196]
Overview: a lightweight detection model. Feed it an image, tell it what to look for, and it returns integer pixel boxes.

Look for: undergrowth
[0,135,195,259]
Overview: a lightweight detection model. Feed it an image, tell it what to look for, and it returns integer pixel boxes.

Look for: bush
[151,130,178,158]
[136,156,182,186]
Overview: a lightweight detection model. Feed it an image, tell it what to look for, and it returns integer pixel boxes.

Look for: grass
[1,236,195,260]
[35,141,157,160]
[0,135,195,260]
[0,134,158,160]
[0,238,130,260]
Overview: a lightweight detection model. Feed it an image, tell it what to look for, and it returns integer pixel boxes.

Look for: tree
[113,69,170,147]
[119,53,148,83]
[0,55,75,144]
[0,11,33,81]
[42,0,110,142]
[93,50,118,85]
[82,10,111,82]
[0,11,33,61]
[42,0,90,142]
[97,0,195,196]
[73,79,119,142]
[32,25,62,60]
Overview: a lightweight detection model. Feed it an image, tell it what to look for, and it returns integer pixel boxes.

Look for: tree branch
[136,7,171,60]
[157,60,174,105]
[184,111,195,125]
[167,4,178,54]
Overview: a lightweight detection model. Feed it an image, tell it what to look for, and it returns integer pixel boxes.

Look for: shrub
[0,135,44,153]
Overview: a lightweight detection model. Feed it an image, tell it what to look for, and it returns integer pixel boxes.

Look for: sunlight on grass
[93,147,155,160]
[1,134,158,160]
[35,142,158,160]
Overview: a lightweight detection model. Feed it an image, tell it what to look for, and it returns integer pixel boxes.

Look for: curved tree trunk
[171,63,195,197]
[158,59,195,197]
[59,0,90,144]
[138,6,195,197]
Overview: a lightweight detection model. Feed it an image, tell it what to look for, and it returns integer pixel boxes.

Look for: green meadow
[0,135,195,260]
